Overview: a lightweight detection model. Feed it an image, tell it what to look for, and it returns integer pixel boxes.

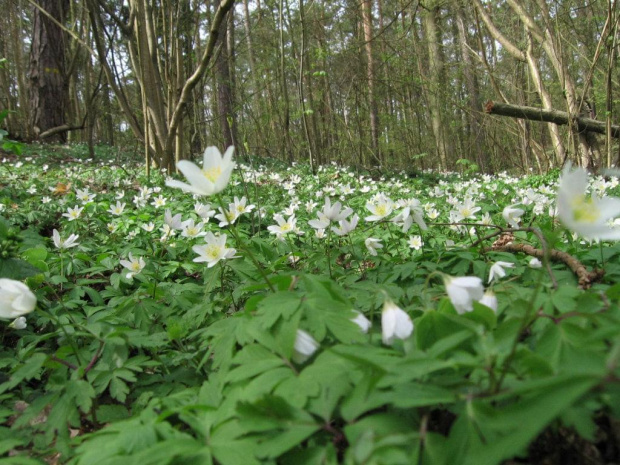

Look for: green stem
[37,306,84,366]
[215,195,275,292]
[493,275,544,393]
[326,227,333,278]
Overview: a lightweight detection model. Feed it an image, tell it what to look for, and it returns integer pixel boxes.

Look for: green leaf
[460,375,599,465]
[0,353,47,394]
[416,310,472,351]
[96,404,131,422]
[0,258,41,279]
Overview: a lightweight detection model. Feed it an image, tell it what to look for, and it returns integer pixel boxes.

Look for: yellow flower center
[375,204,387,216]
[281,223,292,232]
[572,196,600,223]
[202,165,222,182]
[206,244,222,260]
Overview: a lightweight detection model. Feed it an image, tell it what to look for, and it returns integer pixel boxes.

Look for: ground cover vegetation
[3,0,620,463]
[2,143,620,464]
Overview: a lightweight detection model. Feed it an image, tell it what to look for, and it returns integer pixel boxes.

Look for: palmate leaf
[0,353,47,395]
[236,395,321,459]
[451,374,599,465]
[224,344,286,384]
[209,420,261,465]
[124,438,212,465]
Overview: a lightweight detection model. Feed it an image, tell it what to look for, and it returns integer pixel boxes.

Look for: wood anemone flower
[381,299,413,345]
[444,275,485,314]
[166,146,235,196]
[556,165,620,241]
[0,279,37,319]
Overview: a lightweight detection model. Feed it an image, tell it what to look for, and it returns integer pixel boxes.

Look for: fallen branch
[39,124,86,140]
[484,100,620,138]
[486,242,604,289]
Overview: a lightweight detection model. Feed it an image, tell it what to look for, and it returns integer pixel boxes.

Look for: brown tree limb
[486,242,604,289]
[485,101,620,138]
[38,124,86,139]
[166,0,236,150]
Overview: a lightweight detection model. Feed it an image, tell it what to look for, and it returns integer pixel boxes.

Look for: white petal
[177,161,215,195]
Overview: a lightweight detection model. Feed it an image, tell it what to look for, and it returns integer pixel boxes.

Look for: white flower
[75,188,95,204]
[556,165,620,240]
[351,311,372,333]
[108,201,126,216]
[151,195,167,208]
[408,235,423,250]
[233,196,255,215]
[214,206,239,227]
[332,214,359,236]
[502,204,524,229]
[164,209,184,230]
[427,208,440,220]
[9,316,27,330]
[0,279,37,319]
[166,146,235,196]
[141,222,155,232]
[181,219,206,238]
[309,197,353,229]
[195,202,216,219]
[365,237,383,256]
[381,299,413,345]
[268,214,297,239]
[193,232,237,267]
[444,276,484,314]
[453,198,481,221]
[478,291,498,312]
[529,257,543,268]
[62,205,83,221]
[292,329,320,363]
[392,199,428,232]
[365,194,394,222]
[120,253,146,279]
[52,229,79,249]
[488,261,515,284]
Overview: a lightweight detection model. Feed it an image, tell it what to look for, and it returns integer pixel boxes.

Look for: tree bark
[28,0,69,142]
[455,2,485,170]
[422,3,449,169]
[362,0,380,160]
[215,9,235,149]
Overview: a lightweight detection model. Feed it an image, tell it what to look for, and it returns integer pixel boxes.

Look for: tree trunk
[361,0,380,161]
[422,3,449,169]
[28,0,69,142]
[215,9,235,149]
[455,2,485,170]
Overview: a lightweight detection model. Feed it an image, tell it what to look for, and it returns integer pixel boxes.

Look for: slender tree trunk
[361,0,380,161]
[455,2,485,170]
[278,0,293,163]
[215,9,236,150]
[422,3,448,169]
[28,0,69,142]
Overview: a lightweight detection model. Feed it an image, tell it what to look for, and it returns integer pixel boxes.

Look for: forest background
[1,0,619,174]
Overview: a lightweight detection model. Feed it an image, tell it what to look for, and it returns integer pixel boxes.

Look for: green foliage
[1,146,620,463]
